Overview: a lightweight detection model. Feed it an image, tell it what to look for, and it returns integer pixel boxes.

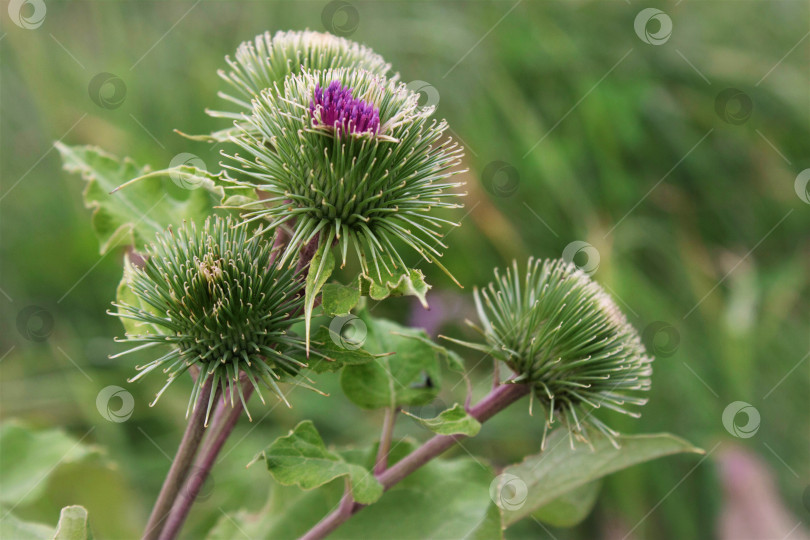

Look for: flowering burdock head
[210,30,392,131]
[309,80,380,136]
[222,67,466,281]
[109,216,310,422]
[446,258,653,448]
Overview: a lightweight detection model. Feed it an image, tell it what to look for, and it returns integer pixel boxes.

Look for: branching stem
[300,382,530,540]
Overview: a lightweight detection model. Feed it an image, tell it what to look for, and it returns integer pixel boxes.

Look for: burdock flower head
[209,30,392,135]
[446,258,653,447]
[110,216,310,422]
[222,67,466,281]
[308,80,380,136]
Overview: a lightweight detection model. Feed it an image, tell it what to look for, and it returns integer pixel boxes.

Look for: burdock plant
[444,258,654,448]
[206,30,392,141]
[111,216,309,422]
[56,28,701,540]
[222,67,466,278]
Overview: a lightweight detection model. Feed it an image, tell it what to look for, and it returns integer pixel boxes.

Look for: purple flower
[309,80,380,136]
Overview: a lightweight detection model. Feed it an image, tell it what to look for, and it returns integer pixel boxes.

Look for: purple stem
[158,384,254,540]
[299,382,531,540]
[142,377,214,540]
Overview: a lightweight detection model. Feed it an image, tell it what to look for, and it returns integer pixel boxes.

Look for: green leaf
[114,254,162,337]
[56,143,218,254]
[501,431,703,526]
[532,481,601,527]
[304,326,375,374]
[0,422,100,506]
[210,442,501,540]
[360,268,431,308]
[253,421,382,505]
[334,447,500,540]
[0,513,53,540]
[406,333,467,373]
[304,243,335,355]
[340,313,441,409]
[403,403,481,436]
[321,282,361,316]
[54,506,93,540]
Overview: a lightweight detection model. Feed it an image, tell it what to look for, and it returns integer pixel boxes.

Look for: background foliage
[1,1,808,539]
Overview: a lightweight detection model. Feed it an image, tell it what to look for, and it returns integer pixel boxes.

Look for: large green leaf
[532,481,601,527]
[210,441,500,540]
[501,431,703,526]
[251,421,382,505]
[334,450,500,540]
[54,506,93,540]
[303,326,375,374]
[339,313,441,409]
[0,423,100,507]
[403,403,482,436]
[56,143,219,254]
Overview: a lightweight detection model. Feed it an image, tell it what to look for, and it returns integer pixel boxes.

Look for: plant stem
[300,382,530,540]
[157,236,319,540]
[142,377,214,540]
[159,383,255,540]
[373,407,397,475]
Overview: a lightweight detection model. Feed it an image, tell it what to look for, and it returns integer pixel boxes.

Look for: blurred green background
[1,1,808,539]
